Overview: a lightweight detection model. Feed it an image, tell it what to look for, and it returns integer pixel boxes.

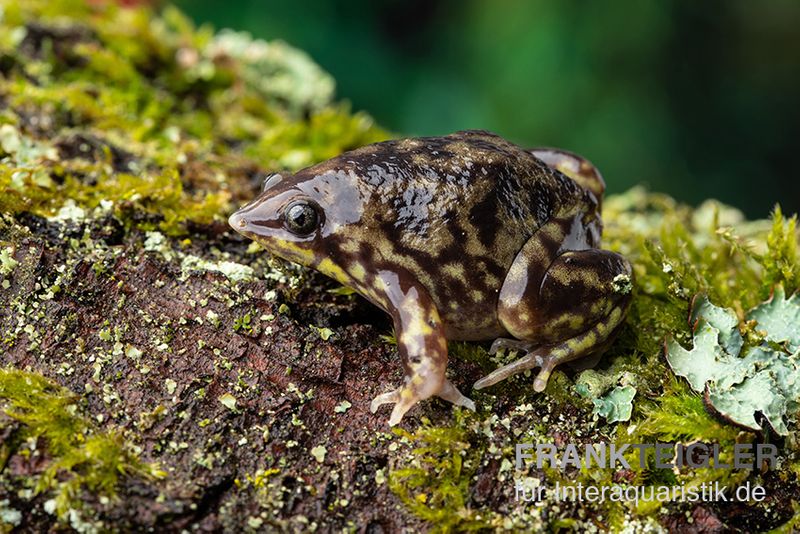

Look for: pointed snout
[228,210,248,234]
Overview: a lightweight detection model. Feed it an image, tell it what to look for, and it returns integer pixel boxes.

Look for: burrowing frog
[229,130,632,425]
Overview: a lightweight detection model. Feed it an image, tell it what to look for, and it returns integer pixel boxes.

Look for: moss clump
[0,367,161,525]
[389,414,498,532]
[0,0,387,234]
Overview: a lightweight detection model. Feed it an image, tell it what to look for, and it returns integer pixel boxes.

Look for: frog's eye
[283,200,320,236]
[261,173,283,192]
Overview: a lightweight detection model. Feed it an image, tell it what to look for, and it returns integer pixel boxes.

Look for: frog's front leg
[369,272,475,426]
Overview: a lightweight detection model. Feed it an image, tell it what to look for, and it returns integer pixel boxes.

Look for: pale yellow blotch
[442,263,466,279]
[548,267,573,287]
[371,276,389,296]
[483,273,500,287]
[339,240,360,254]
[349,262,367,282]
[569,315,585,330]
[582,331,597,347]
[317,258,350,285]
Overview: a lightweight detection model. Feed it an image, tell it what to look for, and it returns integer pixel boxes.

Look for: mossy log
[1,2,800,533]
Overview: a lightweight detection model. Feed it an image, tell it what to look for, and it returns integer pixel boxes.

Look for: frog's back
[304,130,600,338]
[316,129,598,251]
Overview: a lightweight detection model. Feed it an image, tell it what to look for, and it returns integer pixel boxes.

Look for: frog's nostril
[228,212,247,230]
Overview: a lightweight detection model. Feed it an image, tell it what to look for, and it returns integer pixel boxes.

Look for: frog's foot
[476,301,629,392]
[370,378,475,426]
[474,346,554,392]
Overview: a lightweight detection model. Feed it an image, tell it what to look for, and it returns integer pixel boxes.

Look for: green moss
[631,384,751,508]
[388,414,497,532]
[0,0,387,234]
[0,367,162,523]
[763,207,800,295]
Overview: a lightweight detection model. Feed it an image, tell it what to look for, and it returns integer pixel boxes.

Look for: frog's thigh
[500,248,631,343]
[496,218,575,339]
[489,247,632,391]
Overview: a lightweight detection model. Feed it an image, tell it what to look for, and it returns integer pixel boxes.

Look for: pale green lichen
[333,400,351,414]
[666,289,800,435]
[144,230,255,282]
[310,445,327,464]
[0,499,22,529]
[575,361,638,423]
[591,385,636,424]
[748,286,800,352]
[0,247,17,276]
[204,29,335,115]
[218,392,237,411]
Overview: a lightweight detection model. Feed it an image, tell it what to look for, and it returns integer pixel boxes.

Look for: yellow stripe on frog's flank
[349,262,367,283]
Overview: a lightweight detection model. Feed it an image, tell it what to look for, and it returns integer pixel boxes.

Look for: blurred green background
[176,0,800,218]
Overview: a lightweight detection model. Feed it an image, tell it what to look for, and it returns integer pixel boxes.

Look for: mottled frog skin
[229,130,633,426]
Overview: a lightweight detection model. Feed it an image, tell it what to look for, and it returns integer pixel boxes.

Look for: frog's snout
[228,211,247,232]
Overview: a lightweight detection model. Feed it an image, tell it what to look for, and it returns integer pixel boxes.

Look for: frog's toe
[388,398,417,427]
[437,379,476,411]
[370,386,422,426]
[474,350,545,390]
[532,357,557,392]
[369,389,401,414]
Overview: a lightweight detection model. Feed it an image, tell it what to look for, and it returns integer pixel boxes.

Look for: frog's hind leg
[475,241,633,392]
[474,302,628,391]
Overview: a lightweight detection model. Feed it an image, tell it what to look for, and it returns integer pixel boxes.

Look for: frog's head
[228,168,367,279]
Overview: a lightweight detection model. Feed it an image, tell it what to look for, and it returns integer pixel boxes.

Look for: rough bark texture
[0,213,443,531]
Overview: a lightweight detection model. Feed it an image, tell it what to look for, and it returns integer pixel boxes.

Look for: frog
[228,130,633,426]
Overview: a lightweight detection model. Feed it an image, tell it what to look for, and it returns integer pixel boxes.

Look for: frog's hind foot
[370,378,475,427]
[475,300,630,392]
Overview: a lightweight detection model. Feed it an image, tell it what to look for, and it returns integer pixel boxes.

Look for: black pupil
[286,203,317,234]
